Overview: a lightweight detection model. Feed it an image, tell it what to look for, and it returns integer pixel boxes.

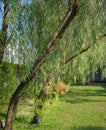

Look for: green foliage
[1,0,106,85]
[0,62,32,101]
[0,62,17,100]
[59,0,106,84]
[33,81,58,122]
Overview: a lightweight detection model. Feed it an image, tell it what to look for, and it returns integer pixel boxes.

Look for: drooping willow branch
[64,44,91,65]
[64,34,106,65]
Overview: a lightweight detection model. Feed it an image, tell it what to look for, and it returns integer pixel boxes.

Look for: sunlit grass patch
[1,86,106,130]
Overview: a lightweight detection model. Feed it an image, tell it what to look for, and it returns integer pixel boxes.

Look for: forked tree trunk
[4,1,79,130]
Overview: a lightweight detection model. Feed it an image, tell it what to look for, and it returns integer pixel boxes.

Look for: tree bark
[0,46,5,63]
[4,0,79,130]
[0,0,9,63]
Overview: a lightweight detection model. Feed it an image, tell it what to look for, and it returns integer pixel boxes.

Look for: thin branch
[37,76,53,99]
[99,34,106,40]
[65,44,91,65]
[64,34,106,65]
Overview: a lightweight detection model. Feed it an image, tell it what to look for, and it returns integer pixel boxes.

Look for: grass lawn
[0,86,106,130]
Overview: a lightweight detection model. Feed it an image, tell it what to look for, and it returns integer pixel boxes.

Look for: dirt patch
[99,106,106,111]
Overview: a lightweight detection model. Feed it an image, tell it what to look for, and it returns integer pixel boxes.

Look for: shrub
[54,82,69,94]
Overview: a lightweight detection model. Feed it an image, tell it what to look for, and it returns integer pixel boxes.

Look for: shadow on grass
[72,126,106,130]
[60,86,106,104]
[66,98,106,104]
[68,87,106,97]
[0,112,6,118]
[101,85,106,89]
[15,116,28,122]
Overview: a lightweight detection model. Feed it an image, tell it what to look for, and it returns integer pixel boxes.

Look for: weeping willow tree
[31,0,106,124]
[0,0,106,130]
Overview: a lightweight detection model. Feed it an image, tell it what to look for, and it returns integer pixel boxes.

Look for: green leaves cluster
[0,62,17,100]
[0,62,29,100]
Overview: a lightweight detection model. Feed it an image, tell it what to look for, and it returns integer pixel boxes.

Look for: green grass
[0,86,106,130]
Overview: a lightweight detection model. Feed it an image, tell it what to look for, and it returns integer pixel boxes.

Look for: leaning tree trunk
[4,1,79,130]
[5,76,34,130]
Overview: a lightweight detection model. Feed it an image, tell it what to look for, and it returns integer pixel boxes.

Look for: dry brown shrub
[55,82,69,94]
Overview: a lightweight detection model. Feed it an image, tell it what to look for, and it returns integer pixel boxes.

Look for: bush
[54,82,69,94]
[0,62,30,101]
[0,62,17,100]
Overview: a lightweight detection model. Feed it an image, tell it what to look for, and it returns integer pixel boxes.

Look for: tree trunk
[0,0,9,63]
[4,96,19,130]
[4,1,79,129]
[5,75,35,130]
[0,46,5,63]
